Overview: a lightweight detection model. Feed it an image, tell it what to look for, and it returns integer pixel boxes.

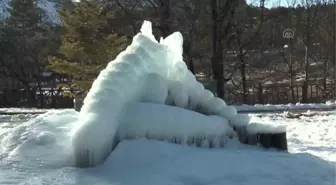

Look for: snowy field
[235,101,336,112]
[0,108,51,114]
[0,109,335,185]
[1,100,335,115]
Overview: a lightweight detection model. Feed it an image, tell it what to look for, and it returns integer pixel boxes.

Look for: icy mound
[117,102,236,148]
[71,21,250,167]
[0,110,77,171]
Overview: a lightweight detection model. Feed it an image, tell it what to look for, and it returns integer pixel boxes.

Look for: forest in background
[0,0,335,107]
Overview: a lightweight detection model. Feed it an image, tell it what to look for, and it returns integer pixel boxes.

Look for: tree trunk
[333,4,336,99]
[289,38,295,103]
[158,0,171,38]
[302,48,310,103]
[303,47,309,103]
[37,82,44,108]
[323,58,327,97]
[183,39,195,74]
[258,83,263,104]
[240,48,247,104]
[27,87,37,107]
[210,0,224,98]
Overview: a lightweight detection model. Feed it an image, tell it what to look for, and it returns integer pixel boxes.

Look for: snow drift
[0,110,77,174]
[71,21,252,167]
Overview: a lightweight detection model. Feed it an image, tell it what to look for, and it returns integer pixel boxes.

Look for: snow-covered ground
[250,111,336,162]
[0,108,51,114]
[0,109,335,185]
[235,101,336,112]
[1,100,334,115]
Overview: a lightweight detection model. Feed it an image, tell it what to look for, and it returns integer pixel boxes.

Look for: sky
[247,0,300,8]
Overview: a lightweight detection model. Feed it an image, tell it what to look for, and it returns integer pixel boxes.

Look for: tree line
[0,0,335,107]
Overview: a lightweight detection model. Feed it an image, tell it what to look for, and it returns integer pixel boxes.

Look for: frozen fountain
[71,21,286,168]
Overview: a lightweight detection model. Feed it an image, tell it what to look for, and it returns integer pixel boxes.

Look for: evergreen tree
[2,0,55,107]
[48,0,129,95]
[7,0,45,29]
[4,0,48,76]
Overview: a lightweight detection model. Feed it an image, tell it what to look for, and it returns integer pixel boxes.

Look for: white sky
[247,0,302,8]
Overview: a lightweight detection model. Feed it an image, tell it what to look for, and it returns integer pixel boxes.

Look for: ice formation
[71,21,251,167]
[117,102,236,148]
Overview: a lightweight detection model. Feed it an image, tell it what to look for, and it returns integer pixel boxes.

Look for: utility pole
[298,39,308,103]
[283,29,295,103]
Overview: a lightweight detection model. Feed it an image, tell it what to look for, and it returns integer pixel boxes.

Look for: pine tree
[7,0,45,29]
[5,0,48,73]
[48,0,129,95]
[2,0,51,107]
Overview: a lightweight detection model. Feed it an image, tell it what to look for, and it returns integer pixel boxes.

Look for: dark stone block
[258,132,288,151]
[259,133,272,148]
[273,132,288,151]
[247,134,258,145]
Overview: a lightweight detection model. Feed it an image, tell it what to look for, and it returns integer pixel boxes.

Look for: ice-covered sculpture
[71,21,250,167]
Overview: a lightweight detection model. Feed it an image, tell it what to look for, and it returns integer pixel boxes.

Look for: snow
[38,0,59,23]
[250,111,336,162]
[246,122,287,134]
[0,108,50,114]
[31,139,334,185]
[235,101,336,112]
[71,21,248,167]
[0,108,47,123]
[0,110,77,184]
[0,109,335,184]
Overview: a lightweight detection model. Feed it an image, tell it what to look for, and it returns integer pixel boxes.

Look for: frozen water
[118,102,235,144]
[71,21,249,167]
[140,73,168,104]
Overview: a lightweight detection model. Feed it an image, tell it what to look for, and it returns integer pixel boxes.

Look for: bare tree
[231,0,266,103]
[297,0,324,102]
[210,0,241,98]
[174,0,205,74]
